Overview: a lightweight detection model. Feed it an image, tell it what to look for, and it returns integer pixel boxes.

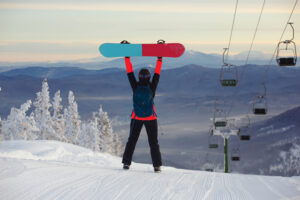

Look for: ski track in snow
[1,140,300,200]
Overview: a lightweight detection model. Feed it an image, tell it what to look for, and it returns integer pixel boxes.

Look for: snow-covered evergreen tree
[64,91,81,145]
[80,119,100,151]
[79,122,90,149]
[95,105,114,154]
[270,143,300,176]
[52,90,65,141]
[33,79,55,140]
[2,100,38,140]
[112,133,123,156]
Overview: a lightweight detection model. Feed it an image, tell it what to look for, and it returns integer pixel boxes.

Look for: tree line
[0,79,123,156]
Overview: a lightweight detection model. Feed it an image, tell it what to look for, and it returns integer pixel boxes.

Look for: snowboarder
[122,52,163,173]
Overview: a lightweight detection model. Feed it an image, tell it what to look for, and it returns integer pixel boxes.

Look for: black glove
[120,40,130,44]
[157,39,165,44]
[121,40,130,58]
[157,57,162,61]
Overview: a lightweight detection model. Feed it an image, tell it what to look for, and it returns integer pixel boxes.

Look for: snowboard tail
[99,43,185,58]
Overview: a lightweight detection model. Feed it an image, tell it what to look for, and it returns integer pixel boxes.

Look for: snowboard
[99,42,185,58]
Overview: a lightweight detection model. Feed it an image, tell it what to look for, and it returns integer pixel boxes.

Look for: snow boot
[123,164,130,170]
[154,166,161,173]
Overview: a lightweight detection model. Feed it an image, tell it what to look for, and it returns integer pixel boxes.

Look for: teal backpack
[133,85,154,117]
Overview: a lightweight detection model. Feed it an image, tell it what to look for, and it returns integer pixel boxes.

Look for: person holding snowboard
[122,41,163,172]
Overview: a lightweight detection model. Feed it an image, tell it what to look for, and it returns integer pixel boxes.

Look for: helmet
[138,68,151,83]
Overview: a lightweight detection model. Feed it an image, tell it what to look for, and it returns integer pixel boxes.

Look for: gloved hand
[121,40,130,58]
[157,39,165,44]
[120,40,130,44]
[157,40,164,61]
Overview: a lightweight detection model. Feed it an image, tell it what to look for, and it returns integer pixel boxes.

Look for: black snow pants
[122,119,162,167]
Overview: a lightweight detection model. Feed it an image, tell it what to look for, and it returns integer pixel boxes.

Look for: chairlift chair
[240,135,250,141]
[253,83,268,115]
[213,106,228,129]
[231,148,240,161]
[239,115,251,141]
[276,22,297,66]
[204,153,215,172]
[253,95,267,115]
[208,134,219,149]
[220,65,238,86]
[215,121,227,127]
[220,48,238,87]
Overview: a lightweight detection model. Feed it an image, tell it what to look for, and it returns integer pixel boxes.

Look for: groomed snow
[0,140,300,200]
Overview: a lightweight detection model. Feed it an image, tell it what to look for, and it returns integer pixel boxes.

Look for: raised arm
[125,57,133,73]
[151,57,162,93]
[154,57,162,75]
[125,57,137,92]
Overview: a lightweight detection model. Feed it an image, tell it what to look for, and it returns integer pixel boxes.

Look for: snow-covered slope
[0,140,299,200]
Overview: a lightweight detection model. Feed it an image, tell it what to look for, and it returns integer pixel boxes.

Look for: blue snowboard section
[99,43,142,57]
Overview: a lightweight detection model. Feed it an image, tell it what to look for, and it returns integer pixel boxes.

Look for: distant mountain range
[0,50,281,71]
[0,64,300,119]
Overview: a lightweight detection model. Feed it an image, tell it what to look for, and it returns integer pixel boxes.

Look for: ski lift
[253,83,268,115]
[239,115,251,141]
[204,153,214,172]
[231,147,240,161]
[213,105,227,129]
[208,129,219,148]
[217,119,240,138]
[220,48,238,87]
[276,22,297,66]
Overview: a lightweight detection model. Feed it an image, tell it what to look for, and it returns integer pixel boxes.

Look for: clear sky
[0,0,299,62]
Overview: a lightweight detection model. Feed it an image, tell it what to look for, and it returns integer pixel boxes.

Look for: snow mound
[1,140,300,200]
[0,140,119,168]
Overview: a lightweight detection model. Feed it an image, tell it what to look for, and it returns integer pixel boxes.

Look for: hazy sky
[0,0,299,62]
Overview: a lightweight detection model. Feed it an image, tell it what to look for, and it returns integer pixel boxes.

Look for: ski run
[0,140,300,200]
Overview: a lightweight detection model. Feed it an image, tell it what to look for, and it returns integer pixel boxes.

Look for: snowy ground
[0,140,300,200]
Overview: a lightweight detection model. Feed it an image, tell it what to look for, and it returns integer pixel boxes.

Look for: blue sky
[0,0,299,62]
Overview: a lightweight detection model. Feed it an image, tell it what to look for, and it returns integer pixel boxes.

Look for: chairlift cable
[226,0,297,119]
[226,0,239,61]
[213,0,239,118]
[261,0,298,82]
[247,0,298,117]
[208,0,240,173]
[225,0,266,117]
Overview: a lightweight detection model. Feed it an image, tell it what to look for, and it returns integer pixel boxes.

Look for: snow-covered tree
[270,143,300,176]
[112,133,123,156]
[80,119,101,151]
[52,90,65,141]
[94,105,114,154]
[33,79,55,140]
[64,91,81,145]
[2,100,38,140]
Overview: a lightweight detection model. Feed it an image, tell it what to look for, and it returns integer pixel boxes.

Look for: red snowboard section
[142,43,185,58]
